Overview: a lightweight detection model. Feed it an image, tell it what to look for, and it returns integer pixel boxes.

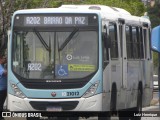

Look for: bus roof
[14,5,131,15]
[13,5,150,26]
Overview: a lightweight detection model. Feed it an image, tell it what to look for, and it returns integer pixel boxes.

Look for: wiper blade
[59,28,79,51]
[34,28,50,51]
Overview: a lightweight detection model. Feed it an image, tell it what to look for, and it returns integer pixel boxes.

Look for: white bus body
[7,5,153,120]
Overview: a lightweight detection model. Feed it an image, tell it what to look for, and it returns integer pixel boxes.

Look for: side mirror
[102,33,110,69]
[106,35,111,48]
[102,33,111,48]
[151,26,160,53]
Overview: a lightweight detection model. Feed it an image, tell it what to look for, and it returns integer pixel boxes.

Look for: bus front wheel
[130,89,142,120]
[57,117,79,120]
[98,112,111,120]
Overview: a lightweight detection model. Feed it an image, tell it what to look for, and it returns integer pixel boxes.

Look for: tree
[0,0,62,52]
[147,1,160,28]
[0,0,146,54]
[147,1,160,70]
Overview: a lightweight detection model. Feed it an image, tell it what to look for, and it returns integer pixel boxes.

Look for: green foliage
[0,0,63,52]
[13,0,62,10]
[0,0,148,59]
[153,52,158,72]
[147,1,160,28]
[147,1,160,68]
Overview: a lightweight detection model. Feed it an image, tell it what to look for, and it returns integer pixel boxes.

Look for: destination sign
[14,14,98,27]
[23,16,88,26]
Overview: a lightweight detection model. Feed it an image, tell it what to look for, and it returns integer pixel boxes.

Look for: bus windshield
[12,29,98,80]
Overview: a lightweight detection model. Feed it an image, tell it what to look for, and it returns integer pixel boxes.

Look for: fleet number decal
[62,91,79,97]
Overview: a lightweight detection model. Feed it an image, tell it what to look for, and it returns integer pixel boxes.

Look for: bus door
[143,26,153,105]
[117,20,128,109]
[143,27,153,87]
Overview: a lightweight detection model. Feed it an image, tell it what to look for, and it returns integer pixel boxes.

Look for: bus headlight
[82,81,99,98]
[11,83,26,98]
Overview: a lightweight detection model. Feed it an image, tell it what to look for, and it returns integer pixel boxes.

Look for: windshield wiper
[34,28,50,51]
[58,28,79,51]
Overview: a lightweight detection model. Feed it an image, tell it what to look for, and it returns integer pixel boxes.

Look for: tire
[98,117,111,120]
[57,117,68,120]
[68,117,79,120]
[98,112,111,120]
[119,117,130,120]
[119,110,130,120]
[130,89,142,120]
[110,84,117,116]
[57,117,79,120]
[98,84,116,120]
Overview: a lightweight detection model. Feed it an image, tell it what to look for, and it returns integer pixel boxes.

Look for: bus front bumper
[7,93,103,111]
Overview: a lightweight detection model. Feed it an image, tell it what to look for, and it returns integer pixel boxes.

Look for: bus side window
[109,23,118,59]
[149,29,152,59]
[143,28,150,59]
[126,26,142,60]
[126,25,132,59]
[132,26,139,59]
[144,29,147,58]
[139,27,144,59]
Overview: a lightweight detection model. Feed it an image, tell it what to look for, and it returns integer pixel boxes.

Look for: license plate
[46,106,62,111]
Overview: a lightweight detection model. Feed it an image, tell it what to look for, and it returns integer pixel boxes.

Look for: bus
[7,5,153,120]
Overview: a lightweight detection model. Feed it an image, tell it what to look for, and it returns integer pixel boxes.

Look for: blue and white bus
[7,5,153,120]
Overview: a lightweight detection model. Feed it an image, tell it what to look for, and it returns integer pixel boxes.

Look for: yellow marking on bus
[68,64,95,71]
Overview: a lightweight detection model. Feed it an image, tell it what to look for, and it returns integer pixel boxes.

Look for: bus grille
[21,81,86,89]
[29,101,79,111]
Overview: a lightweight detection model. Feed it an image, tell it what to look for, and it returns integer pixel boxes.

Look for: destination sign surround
[23,16,89,26]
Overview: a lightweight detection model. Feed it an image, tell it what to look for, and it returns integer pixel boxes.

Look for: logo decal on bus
[51,92,57,97]
[56,65,68,77]
[66,54,72,61]
[68,64,95,72]
[66,54,90,62]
